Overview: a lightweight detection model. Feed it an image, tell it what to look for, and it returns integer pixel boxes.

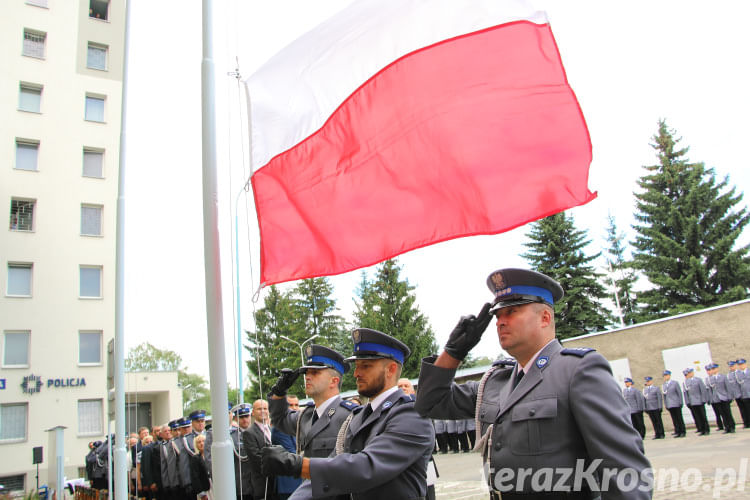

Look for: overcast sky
[122,0,750,387]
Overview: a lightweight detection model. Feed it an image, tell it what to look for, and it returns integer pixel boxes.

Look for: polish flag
[246,0,596,286]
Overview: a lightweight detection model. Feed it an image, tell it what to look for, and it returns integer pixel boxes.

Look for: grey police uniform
[643,382,664,439]
[622,384,646,438]
[727,368,748,427]
[736,366,750,428]
[161,435,181,496]
[229,424,254,499]
[708,370,735,432]
[416,340,652,499]
[661,376,686,436]
[682,374,709,434]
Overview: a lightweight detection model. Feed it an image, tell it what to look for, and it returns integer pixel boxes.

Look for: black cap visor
[489,294,548,314]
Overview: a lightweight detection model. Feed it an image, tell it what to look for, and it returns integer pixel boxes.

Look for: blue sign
[0,378,5,390]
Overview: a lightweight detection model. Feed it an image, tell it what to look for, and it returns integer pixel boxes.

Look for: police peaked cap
[189,409,206,420]
[232,404,252,417]
[345,328,411,364]
[300,344,349,374]
[486,268,564,312]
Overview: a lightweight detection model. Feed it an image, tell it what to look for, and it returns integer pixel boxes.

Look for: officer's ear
[538,304,553,327]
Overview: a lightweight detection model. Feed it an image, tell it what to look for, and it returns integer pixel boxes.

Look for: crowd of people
[623,359,750,439]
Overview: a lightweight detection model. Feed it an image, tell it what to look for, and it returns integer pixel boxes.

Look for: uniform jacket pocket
[509,398,558,455]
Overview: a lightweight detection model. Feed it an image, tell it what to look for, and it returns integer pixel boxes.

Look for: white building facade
[1,0,127,492]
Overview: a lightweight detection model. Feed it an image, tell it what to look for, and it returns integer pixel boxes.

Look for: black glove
[268,368,300,397]
[184,486,194,498]
[261,445,303,477]
[443,302,492,361]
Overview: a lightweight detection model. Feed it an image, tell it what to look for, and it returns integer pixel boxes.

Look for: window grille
[0,474,25,493]
[10,199,34,231]
[23,30,45,58]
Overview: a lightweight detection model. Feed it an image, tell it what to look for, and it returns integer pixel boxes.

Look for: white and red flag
[246,0,596,286]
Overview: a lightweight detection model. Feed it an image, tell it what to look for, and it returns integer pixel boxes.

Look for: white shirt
[516,339,557,377]
[315,394,339,419]
[369,385,401,411]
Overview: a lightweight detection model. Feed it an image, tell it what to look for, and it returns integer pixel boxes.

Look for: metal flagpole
[201,2,236,500]
[114,1,133,499]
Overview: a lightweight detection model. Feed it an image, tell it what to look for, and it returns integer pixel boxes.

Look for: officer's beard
[358,368,386,398]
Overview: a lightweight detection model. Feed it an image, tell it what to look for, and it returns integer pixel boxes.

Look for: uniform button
[481,411,485,418]
[322,485,329,493]
[494,441,502,451]
[529,409,536,416]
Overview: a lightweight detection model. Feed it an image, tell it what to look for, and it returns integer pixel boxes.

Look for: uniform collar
[517,339,557,375]
[315,394,339,418]
[369,385,401,412]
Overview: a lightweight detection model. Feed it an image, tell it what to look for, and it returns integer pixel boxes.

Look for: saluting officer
[682,368,710,435]
[262,328,435,500]
[661,370,686,437]
[268,345,357,461]
[414,268,652,499]
[231,404,254,500]
[622,378,646,438]
[643,376,665,439]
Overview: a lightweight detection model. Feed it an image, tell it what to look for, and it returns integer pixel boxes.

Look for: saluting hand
[261,445,303,477]
[268,368,301,398]
[444,302,492,361]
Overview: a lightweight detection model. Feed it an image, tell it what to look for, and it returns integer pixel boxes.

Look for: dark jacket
[189,453,211,496]
[242,423,276,499]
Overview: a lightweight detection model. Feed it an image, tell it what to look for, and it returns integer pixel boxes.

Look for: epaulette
[492,359,516,368]
[303,400,315,407]
[561,347,595,357]
[340,399,359,411]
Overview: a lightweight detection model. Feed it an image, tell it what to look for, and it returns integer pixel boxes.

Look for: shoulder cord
[233,431,248,461]
[171,439,180,455]
[296,406,312,455]
[182,435,198,457]
[473,366,499,456]
[334,413,355,456]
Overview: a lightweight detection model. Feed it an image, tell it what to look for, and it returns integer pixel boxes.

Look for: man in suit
[683,368,710,435]
[414,268,651,499]
[268,345,357,462]
[622,378,646,438]
[243,399,276,499]
[262,328,435,500]
[661,370,686,437]
[643,376,665,439]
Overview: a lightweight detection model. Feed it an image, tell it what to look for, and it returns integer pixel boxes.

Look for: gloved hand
[261,445,303,477]
[443,302,492,361]
[268,368,300,397]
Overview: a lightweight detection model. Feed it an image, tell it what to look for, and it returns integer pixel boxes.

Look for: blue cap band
[354,342,404,363]
[496,285,554,305]
[308,355,345,374]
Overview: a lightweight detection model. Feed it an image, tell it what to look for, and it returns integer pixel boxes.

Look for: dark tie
[362,404,373,420]
[513,369,524,389]
[311,410,319,425]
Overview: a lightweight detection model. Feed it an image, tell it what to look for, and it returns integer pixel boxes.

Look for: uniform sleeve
[656,388,663,408]
[636,390,646,411]
[269,396,299,436]
[676,384,684,406]
[309,405,434,498]
[569,353,652,500]
[414,357,479,419]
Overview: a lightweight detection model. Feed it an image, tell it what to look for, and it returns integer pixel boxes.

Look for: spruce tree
[632,120,750,317]
[603,215,639,325]
[353,259,438,378]
[522,212,613,338]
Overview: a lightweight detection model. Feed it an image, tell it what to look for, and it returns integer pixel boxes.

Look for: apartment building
[0,0,126,491]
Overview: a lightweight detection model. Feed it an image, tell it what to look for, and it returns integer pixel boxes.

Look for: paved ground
[433,426,750,499]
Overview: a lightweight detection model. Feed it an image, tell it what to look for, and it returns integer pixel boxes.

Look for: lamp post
[280,334,319,365]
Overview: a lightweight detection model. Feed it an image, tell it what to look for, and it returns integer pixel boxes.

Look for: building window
[85,95,105,122]
[18,83,42,113]
[7,263,32,297]
[0,474,25,494]
[81,205,103,236]
[83,148,104,178]
[22,29,46,58]
[80,266,102,298]
[79,331,102,364]
[10,199,35,231]
[89,0,109,20]
[3,331,30,367]
[15,140,39,171]
[87,43,108,70]
[0,403,28,442]
[78,399,103,434]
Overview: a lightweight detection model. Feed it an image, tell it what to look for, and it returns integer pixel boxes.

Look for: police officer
[622,378,646,438]
[231,404,254,500]
[643,376,665,439]
[707,363,735,433]
[736,358,750,428]
[433,419,448,453]
[414,268,651,499]
[661,370,685,437]
[261,328,435,500]
[682,368,710,435]
[172,417,193,500]
[727,360,747,427]
[267,345,357,461]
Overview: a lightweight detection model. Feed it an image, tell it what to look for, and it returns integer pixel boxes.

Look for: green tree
[125,342,210,413]
[353,259,438,378]
[632,120,750,318]
[603,214,639,325]
[522,212,613,338]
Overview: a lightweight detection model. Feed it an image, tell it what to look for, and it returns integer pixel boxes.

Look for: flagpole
[113,1,132,500]
[201,1,236,500]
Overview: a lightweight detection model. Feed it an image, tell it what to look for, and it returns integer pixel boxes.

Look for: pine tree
[522,212,613,338]
[632,120,750,317]
[603,215,639,326]
[353,259,438,378]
